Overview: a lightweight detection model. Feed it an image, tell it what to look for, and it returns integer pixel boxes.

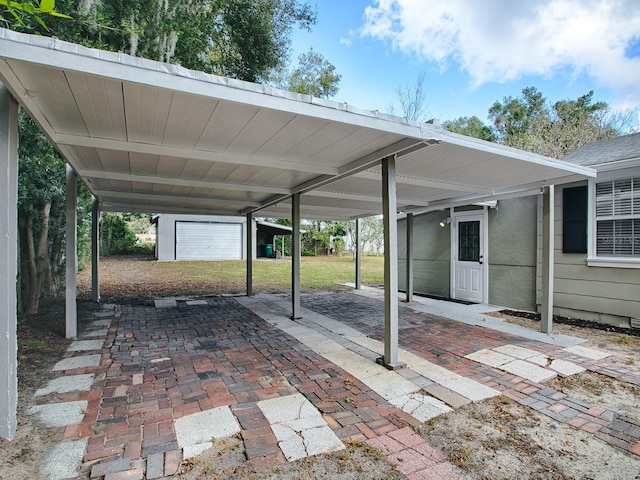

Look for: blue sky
[291,0,640,129]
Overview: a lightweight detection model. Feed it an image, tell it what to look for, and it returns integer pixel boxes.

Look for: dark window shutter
[563,186,588,253]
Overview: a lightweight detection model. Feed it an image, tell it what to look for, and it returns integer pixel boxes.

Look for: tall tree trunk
[24,210,39,314]
[35,201,51,302]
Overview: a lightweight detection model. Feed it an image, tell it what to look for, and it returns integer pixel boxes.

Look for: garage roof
[0,29,595,220]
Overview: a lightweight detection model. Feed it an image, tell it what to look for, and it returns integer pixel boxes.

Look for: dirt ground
[2,289,640,479]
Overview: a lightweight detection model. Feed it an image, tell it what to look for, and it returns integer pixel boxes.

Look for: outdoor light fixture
[439,217,451,228]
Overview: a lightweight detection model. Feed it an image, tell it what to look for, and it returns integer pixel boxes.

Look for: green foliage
[100,213,137,256]
[486,87,626,158]
[285,47,341,98]
[38,0,317,83]
[0,0,71,33]
[443,116,497,142]
[489,86,547,149]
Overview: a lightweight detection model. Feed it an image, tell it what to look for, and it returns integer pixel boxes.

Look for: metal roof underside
[0,29,596,220]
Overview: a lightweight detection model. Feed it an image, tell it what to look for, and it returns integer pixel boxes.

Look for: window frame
[587,163,640,269]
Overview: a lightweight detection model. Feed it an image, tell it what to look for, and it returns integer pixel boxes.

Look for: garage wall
[156,214,256,261]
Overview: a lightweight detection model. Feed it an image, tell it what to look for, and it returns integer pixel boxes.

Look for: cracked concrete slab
[39,438,88,480]
[52,354,101,371]
[564,345,611,360]
[175,406,241,459]
[361,371,420,400]
[389,393,452,421]
[258,393,344,462]
[502,360,557,383]
[27,400,87,427]
[35,374,94,396]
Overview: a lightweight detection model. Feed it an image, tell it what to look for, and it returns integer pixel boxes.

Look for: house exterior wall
[488,196,538,311]
[155,214,255,261]
[398,210,451,298]
[537,183,640,327]
[398,200,538,311]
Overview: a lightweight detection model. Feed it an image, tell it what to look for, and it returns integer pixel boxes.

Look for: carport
[0,28,595,439]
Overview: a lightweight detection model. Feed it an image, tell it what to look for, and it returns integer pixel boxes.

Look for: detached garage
[153,214,291,261]
[175,221,243,260]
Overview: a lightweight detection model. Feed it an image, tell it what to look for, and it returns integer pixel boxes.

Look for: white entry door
[452,213,486,303]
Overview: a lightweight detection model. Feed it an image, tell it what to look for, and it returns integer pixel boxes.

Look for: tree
[284,47,341,98]
[346,216,384,259]
[488,86,547,150]
[391,70,429,122]
[489,87,630,158]
[443,116,496,142]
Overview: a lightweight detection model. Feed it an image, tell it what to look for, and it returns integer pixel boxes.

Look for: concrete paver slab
[175,406,241,459]
[186,300,208,305]
[68,339,103,351]
[412,364,499,402]
[564,345,611,360]
[529,354,550,366]
[550,359,586,376]
[361,371,420,400]
[154,298,177,308]
[502,360,557,383]
[493,344,540,359]
[465,348,513,367]
[35,373,94,396]
[39,438,88,480]
[27,400,87,427]
[259,393,320,425]
[52,354,101,371]
[259,394,344,462]
[81,327,109,338]
[88,319,112,328]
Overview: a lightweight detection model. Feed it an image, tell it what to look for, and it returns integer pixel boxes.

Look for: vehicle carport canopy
[0,28,595,220]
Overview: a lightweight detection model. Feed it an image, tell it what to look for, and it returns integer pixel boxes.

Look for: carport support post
[91,196,100,303]
[541,185,555,334]
[291,193,301,319]
[66,165,77,339]
[381,155,404,369]
[246,212,253,296]
[0,84,18,440]
[355,217,361,289]
[405,213,413,302]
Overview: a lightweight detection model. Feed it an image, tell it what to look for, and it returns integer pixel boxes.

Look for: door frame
[450,207,489,304]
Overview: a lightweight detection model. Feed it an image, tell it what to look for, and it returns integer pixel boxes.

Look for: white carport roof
[0,28,595,220]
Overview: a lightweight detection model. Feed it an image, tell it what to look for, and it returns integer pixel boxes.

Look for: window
[594,177,640,257]
[458,220,480,262]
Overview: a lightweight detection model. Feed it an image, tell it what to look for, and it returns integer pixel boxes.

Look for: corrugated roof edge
[0,27,429,129]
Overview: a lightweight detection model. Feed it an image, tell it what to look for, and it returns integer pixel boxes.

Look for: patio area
[29,289,640,480]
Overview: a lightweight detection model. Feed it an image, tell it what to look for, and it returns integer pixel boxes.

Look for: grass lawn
[78,254,385,302]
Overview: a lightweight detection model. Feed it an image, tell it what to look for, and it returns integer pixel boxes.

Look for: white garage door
[175,222,243,260]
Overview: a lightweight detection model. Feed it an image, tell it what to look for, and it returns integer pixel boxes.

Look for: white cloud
[361,0,640,105]
[340,36,352,47]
